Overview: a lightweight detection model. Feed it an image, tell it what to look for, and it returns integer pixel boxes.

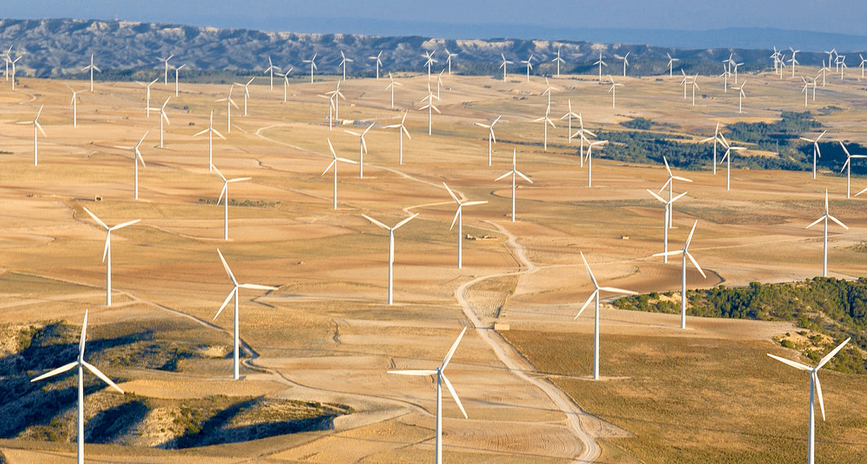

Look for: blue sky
[0,1,861,37]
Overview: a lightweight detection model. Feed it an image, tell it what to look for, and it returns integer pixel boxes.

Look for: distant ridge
[0,18,863,79]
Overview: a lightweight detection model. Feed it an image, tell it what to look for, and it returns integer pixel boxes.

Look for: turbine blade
[684,221,698,249]
[580,252,598,287]
[767,353,812,371]
[362,214,390,231]
[574,290,598,320]
[450,207,460,231]
[462,201,488,207]
[393,213,418,230]
[31,360,79,383]
[600,287,638,295]
[441,373,468,419]
[102,235,110,263]
[214,287,237,320]
[83,207,109,229]
[814,372,826,421]
[827,214,848,230]
[515,170,533,184]
[239,283,278,291]
[817,337,851,369]
[388,369,438,376]
[495,171,511,182]
[805,216,825,229]
[441,327,467,371]
[81,360,124,394]
[443,182,459,202]
[686,252,707,278]
[110,219,141,231]
[647,189,666,203]
[217,248,237,284]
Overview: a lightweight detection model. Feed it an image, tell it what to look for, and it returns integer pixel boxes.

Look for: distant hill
[0,18,861,80]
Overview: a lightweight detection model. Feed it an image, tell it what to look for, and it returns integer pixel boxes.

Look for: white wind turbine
[345,122,374,178]
[339,51,353,81]
[719,144,745,191]
[445,48,458,74]
[574,252,637,380]
[680,70,689,99]
[385,110,411,165]
[653,220,706,329]
[213,165,251,241]
[149,97,171,148]
[112,131,148,200]
[160,53,174,85]
[263,56,279,90]
[571,115,596,168]
[532,107,556,152]
[423,50,436,80]
[195,110,226,172]
[282,67,293,102]
[552,46,566,77]
[82,53,100,93]
[647,189,688,264]
[806,190,848,277]
[474,115,501,166]
[389,327,468,464]
[9,54,21,90]
[667,53,679,77]
[607,75,623,108]
[839,142,866,198]
[700,122,728,175]
[304,53,318,84]
[214,249,277,380]
[322,138,357,210]
[789,48,800,78]
[137,77,159,118]
[561,100,580,144]
[801,77,811,107]
[584,140,608,187]
[216,85,239,133]
[419,83,440,136]
[659,156,692,227]
[734,80,746,114]
[173,63,186,96]
[362,213,418,305]
[3,46,11,81]
[326,79,346,120]
[66,84,84,128]
[800,131,826,179]
[444,182,487,269]
[732,60,743,85]
[436,69,445,100]
[720,63,730,93]
[542,77,555,108]
[767,337,850,464]
[369,51,383,79]
[521,54,534,82]
[18,105,46,166]
[594,52,607,81]
[320,92,336,130]
[82,207,140,307]
[499,53,513,82]
[614,52,629,77]
[860,54,866,78]
[385,72,402,109]
[234,77,255,116]
[30,310,124,464]
[690,74,700,106]
[496,149,533,222]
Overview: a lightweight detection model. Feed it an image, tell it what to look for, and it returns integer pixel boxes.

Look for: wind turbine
[322,138,357,210]
[263,56,279,90]
[423,50,436,80]
[160,53,174,85]
[801,77,811,107]
[18,105,46,166]
[584,140,608,187]
[767,337,850,464]
[303,53,318,84]
[436,69,445,100]
[345,123,374,178]
[474,115,501,166]
[445,48,458,74]
[499,53,513,82]
[700,122,728,175]
[860,54,866,78]
[541,77,555,108]
[419,83,440,136]
[66,84,84,128]
[660,157,692,228]
[385,110,411,165]
[195,110,225,172]
[789,48,800,78]
[326,79,346,120]
[732,60,743,85]
[369,51,383,79]
[173,63,186,97]
[385,72,402,109]
[719,145,745,191]
[653,220,706,329]
[496,149,533,222]
[214,249,277,380]
[112,131,148,200]
[614,52,629,77]
[216,85,239,133]
[720,64,730,93]
[3,46,11,81]
[30,310,124,464]
[552,46,566,77]
[561,100,580,145]
[800,131,826,180]
[571,115,596,168]
[444,182,487,269]
[149,97,171,148]
[82,207,140,307]
[213,165,251,241]
[362,213,418,305]
[607,75,623,108]
[666,53,679,77]
[339,51,353,81]
[234,77,255,116]
[389,327,468,464]
[137,77,159,118]
[648,189,688,263]
[532,107,556,152]
[81,53,100,93]
[521,54,534,82]
[320,92,336,130]
[735,80,746,114]
[594,52,607,81]
[840,142,866,198]
[806,190,848,277]
[680,70,689,99]
[574,252,637,380]
[282,67,294,102]
[690,74,700,106]
[9,54,21,90]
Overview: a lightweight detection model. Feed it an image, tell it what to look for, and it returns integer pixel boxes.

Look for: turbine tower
[321,138,357,210]
[362,213,418,305]
[345,123,374,178]
[653,221,707,329]
[806,190,848,277]
[474,115,501,166]
[81,53,100,93]
[799,131,826,179]
[840,142,866,198]
[495,149,533,222]
[195,110,226,172]
[82,208,140,307]
[444,182,487,269]
[18,105,46,166]
[385,110,411,165]
[112,131,149,200]
[213,165,251,241]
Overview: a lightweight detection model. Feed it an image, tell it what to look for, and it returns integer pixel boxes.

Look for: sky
[0,1,863,39]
